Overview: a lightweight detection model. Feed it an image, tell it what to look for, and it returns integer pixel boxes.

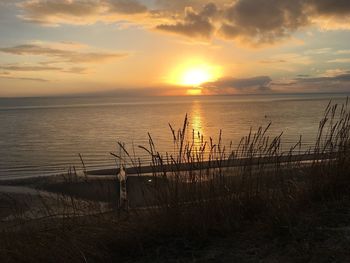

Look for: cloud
[0,43,127,64]
[219,0,350,44]
[304,48,332,55]
[308,0,350,16]
[156,4,217,39]
[321,69,350,77]
[153,0,350,45]
[202,76,272,94]
[220,0,308,45]
[0,42,123,77]
[15,0,350,45]
[201,71,350,94]
[0,64,61,71]
[0,76,48,82]
[62,67,88,74]
[258,53,313,69]
[0,0,21,5]
[153,0,202,11]
[297,74,310,77]
[328,58,350,63]
[108,0,147,14]
[259,59,287,64]
[336,50,350,54]
[18,0,148,25]
[270,71,350,93]
[0,64,89,75]
[295,73,350,83]
[18,0,103,25]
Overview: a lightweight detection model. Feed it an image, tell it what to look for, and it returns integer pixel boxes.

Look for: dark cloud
[198,72,350,94]
[199,72,350,94]
[15,0,350,44]
[204,76,272,89]
[0,65,61,71]
[19,0,102,24]
[220,0,308,45]
[19,0,148,24]
[62,67,88,74]
[295,73,350,83]
[270,81,298,87]
[308,0,350,16]
[0,64,88,74]
[154,0,202,11]
[0,44,66,55]
[0,76,48,82]
[260,59,287,64]
[269,72,350,93]
[156,3,217,39]
[107,0,147,14]
[155,0,350,44]
[297,74,310,77]
[0,0,21,5]
[0,43,120,76]
[203,76,272,94]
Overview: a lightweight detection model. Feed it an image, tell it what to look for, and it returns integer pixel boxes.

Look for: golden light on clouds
[2,1,350,97]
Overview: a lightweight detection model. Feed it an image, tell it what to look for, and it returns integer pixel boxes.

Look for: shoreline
[0,151,339,196]
[0,151,337,185]
[0,151,338,213]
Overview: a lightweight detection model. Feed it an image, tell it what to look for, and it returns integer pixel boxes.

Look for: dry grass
[1,100,350,262]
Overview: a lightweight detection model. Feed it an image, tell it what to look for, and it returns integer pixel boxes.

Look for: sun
[181,67,213,86]
[167,59,221,89]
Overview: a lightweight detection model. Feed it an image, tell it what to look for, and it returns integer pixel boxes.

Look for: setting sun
[167,59,222,88]
[181,67,212,86]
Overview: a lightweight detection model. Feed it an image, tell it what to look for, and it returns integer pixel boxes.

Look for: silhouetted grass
[1,99,350,262]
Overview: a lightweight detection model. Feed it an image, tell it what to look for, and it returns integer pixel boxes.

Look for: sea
[0,93,348,179]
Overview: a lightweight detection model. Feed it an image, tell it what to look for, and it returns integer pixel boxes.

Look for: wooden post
[117,143,128,210]
[118,164,128,209]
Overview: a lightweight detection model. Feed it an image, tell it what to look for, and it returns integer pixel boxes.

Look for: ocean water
[0,93,348,179]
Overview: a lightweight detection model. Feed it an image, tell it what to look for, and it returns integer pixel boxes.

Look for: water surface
[0,93,348,179]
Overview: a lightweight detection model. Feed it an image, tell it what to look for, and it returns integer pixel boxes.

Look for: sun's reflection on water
[190,100,205,147]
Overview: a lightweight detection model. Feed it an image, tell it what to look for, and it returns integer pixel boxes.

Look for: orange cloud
[0,41,127,79]
[18,0,148,25]
[0,42,127,64]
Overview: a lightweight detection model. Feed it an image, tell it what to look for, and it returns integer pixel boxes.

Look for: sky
[1,0,350,97]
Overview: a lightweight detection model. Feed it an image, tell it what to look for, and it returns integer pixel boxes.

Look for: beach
[1,153,350,262]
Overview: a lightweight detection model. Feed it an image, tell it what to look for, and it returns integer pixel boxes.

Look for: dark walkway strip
[87,152,339,176]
